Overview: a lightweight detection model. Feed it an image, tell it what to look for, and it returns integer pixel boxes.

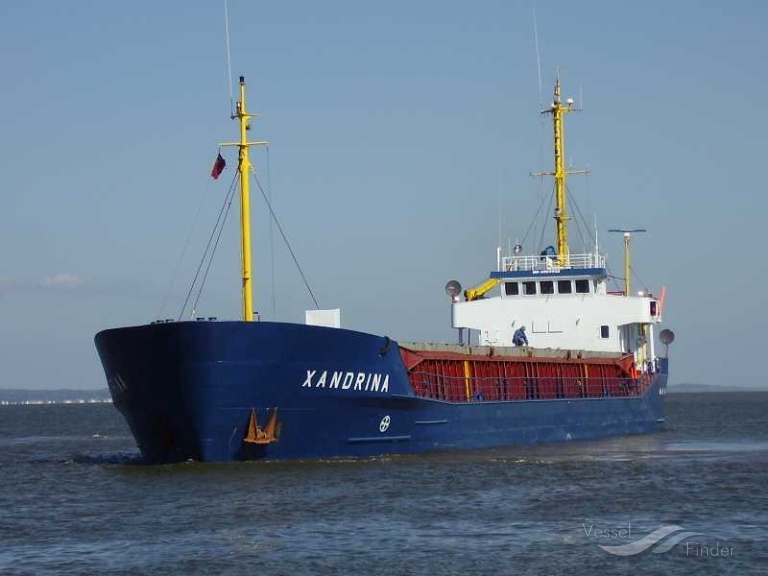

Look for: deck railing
[411,372,654,403]
[500,252,606,273]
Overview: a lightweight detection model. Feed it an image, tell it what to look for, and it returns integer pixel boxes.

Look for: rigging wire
[535,186,555,251]
[605,270,623,293]
[497,172,502,251]
[190,176,237,318]
[156,176,212,319]
[266,147,277,320]
[251,167,320,309]
[566,183,595,253]
[630,265,651,294]
[519,180,550,248]
[585,166,592,226]
[605,267,651,295]
[179,172,239,320]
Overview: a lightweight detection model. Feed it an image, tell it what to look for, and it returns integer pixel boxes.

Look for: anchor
[243,407,279,444]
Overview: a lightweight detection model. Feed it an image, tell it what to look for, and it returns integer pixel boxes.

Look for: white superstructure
[452,251,663,371]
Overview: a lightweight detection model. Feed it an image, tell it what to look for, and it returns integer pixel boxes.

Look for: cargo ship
[95,75,671,463]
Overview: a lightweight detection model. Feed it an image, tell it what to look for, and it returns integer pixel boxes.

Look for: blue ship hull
[95,321,667,463]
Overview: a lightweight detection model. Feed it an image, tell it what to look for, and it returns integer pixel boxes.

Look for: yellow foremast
[219,76,268,321]
[534,76,587,266]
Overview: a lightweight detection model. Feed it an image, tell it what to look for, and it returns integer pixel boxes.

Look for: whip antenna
[224,0,234,115]
[532,1,543,107]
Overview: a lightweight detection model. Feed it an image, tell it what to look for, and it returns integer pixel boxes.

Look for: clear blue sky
[1,1,765,389]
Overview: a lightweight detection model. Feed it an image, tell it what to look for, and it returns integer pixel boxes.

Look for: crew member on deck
[513,326,528,347]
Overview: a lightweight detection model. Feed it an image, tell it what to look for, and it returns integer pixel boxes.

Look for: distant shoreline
[668,384,766,394]
[1,386,765,404]
[0,389,112,405]
[0,399,113,406]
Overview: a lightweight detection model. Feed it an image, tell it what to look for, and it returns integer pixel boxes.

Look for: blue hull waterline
[95,321,667,463]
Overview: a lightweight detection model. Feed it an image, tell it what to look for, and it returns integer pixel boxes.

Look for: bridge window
[505,282,519,296]
[575,279,590,293]
[600,325,610,338]
[523,281,537,295]
[540,280,554,294]
[557,280,572,294]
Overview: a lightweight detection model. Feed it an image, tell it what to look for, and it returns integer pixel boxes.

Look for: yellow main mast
[220,76,268,321]
[535,76,586,266]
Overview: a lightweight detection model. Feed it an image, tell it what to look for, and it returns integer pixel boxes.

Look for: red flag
[210,152,226,179]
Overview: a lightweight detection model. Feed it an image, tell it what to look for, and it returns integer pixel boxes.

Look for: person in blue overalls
[512,326,528,346]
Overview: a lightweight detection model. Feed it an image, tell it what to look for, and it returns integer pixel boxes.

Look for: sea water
[1,392,766,575]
